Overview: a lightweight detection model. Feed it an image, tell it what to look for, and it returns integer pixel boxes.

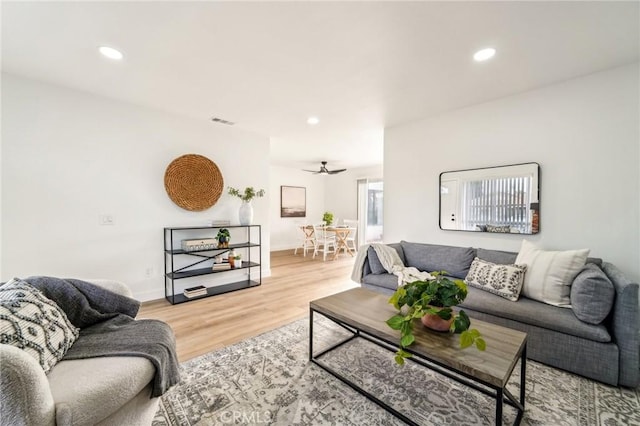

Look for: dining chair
[312,224,336,261]
[294,223,315,257]
[343,219,359,252]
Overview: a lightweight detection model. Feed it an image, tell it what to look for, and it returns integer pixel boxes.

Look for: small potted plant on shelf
[216,228,230,248]
[322,212,334,226]
[234,253,242,268]
[386,271,486,365]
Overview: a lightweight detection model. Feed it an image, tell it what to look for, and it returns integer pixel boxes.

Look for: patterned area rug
[153,317,640,425]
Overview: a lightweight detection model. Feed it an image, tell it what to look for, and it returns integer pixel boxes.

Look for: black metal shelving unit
[164,225,262,304]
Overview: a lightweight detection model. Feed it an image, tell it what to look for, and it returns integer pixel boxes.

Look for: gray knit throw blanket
[26,276,180,397]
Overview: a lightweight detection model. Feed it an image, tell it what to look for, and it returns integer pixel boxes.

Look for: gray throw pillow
[367,246,387,275]
[570,263,615,325]
[476,248,518,265]
[400,241,476,279]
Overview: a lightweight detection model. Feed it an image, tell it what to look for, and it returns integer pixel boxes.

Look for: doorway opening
[357,179,383,245]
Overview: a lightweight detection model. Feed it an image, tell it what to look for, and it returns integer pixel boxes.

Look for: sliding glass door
[357,179,383,246]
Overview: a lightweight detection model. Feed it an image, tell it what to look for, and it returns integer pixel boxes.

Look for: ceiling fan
[303,161,347,175]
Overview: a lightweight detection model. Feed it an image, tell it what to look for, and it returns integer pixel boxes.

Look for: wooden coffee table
[309,288,527,425]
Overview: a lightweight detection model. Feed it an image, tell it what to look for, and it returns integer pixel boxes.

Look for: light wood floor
[139,249,358,362]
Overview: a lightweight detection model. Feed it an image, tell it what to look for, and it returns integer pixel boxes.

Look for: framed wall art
[281,186,306,217]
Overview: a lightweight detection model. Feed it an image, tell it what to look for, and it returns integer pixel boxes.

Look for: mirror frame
[439,162,540,234]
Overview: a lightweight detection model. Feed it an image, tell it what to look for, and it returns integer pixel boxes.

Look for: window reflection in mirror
[439,163,540,234]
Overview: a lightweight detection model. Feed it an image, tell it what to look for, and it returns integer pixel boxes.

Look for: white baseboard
[270,244,298,252]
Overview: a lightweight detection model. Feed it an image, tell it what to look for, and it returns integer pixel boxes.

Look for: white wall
[269,165,326,251]
[1,74,271,300]
[385,64,640,282]
[324,164,383,225]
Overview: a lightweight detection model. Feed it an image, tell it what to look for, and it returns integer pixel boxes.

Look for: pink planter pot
[421,312,454,332]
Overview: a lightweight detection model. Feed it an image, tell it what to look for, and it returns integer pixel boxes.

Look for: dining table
[326,226,356,260]
[299,225,356,260]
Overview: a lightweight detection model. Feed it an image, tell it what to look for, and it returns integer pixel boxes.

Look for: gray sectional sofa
[359,241,639,388]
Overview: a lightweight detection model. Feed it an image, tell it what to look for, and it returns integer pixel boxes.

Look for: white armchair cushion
[48,356,155,425]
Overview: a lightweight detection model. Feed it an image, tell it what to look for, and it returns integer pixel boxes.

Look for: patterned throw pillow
[465,257,527,302]
[0,278,79,373]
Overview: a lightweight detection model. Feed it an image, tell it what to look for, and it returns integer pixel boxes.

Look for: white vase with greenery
[228,187,265,225]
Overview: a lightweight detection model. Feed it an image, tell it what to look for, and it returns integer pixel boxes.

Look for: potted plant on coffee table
[386,271,486,365]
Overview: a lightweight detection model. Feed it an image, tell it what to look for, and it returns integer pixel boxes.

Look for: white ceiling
[2,1,638,170]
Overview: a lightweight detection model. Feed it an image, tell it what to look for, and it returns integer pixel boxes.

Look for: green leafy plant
[322,212,334,226]
[228,186,265,202]
[386,271,485,365]
[216,228,230,246]
[216,228,230,239]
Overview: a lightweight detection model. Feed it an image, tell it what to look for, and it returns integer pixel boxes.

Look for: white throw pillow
[0,278,79,373]
[515,240,589,307]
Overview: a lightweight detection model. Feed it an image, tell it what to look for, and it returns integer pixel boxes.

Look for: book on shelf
[211,220,231,226]
[212,262,231,271]
[184,285,207,298]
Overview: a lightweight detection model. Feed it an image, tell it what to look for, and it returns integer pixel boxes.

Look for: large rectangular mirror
[440,162,540,234]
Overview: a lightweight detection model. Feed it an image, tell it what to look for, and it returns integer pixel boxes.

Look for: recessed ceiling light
[99,46,124,60]
[307,116,319,125]
[473,48,496,62]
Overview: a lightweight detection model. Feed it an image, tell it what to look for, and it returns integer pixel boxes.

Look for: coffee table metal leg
[520,344,527,408]
[496,388,503,426]
[515,344,527,425]
[309,308,314,361]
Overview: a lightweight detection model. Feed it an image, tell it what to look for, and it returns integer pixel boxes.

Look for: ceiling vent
[211,117,235,126]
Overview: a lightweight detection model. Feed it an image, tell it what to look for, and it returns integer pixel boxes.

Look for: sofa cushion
[465,258,527,302]
[367,243,405,275]
[48,356,155,425]
[400,241,475,279]
[388,243,406,264]
[570,263,615,325]
[515,240,589,307]
[0,278,79,373]
[476,248,518,265]
[367,247,387,274]
[460,286,611,342]
[362,273,398,291]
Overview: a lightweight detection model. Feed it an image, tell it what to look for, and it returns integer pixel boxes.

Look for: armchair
[0,280,162,426]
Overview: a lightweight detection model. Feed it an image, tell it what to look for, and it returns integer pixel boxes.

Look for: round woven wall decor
[164,154,224,211]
